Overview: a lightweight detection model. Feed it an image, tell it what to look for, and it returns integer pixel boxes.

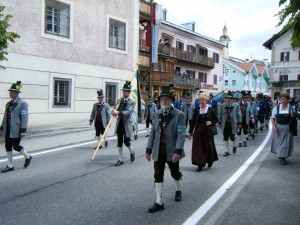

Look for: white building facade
[0,0,139,126]
[263,30,300,99]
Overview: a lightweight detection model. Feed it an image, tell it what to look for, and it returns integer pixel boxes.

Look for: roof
[256,65,266,75]
[237,62,255,73]
[263,30,289,50]
[161,20,227,48]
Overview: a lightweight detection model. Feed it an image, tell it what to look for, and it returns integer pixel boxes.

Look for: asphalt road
[0,127,299,225]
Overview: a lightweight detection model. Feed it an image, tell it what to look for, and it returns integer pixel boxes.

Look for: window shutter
[286,52,290,61]
[280,52,284,61]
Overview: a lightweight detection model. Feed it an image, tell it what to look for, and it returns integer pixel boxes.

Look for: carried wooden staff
[91,67,138,160]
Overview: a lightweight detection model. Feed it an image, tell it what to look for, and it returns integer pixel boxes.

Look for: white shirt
[199,105,209,114]
[271,104,293,118]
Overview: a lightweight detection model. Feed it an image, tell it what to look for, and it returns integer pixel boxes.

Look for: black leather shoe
[260,127,263,131]
[115,160,124,166]
[145,134,149,137]
[233,147,237,154]
[243,141,247,147]
[134,135,138,140]
[208,163,213,168]
[104,141,108,147]
[94,146,102,150]
[175,191,182,202]
[130,152,135,162]
[24,155,32,168]
[148,202,165,213]
[196,166,203,172]
[223,152,230,157]
[251,134,255,139]
[238,143,242,147]
[1,166,14,173]
[246,137,249,141]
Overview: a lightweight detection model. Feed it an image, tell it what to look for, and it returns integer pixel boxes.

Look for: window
[160,61,165,72]
[187,45,196,53]
[213,75,218,85]
[199,72,207,83]
[186,70,195,79]
[280,75,288,81]
[199,48,208,56]
[176,41,184,50]
[232,80,236,86]
[162,9,167,20]
[175,67,181,75]
[213,53,219,63]
[106,83,117,106]
[109,18,126,50]
[225,80,228,86]
[46,0,70,37]
[298,74,300,80]
[280,52,290,62]
[53,78,71,107]
[153,63,159,71]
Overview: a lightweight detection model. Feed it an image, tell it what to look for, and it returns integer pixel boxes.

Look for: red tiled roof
[256,65,266,75]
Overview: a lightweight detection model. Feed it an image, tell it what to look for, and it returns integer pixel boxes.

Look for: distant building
[263,30,300,99]
[138,4,227,101]
[0,0,139,126]
[222,58,270,95]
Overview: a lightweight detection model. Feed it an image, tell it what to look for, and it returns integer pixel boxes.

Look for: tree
[0,5,20,69]
[276,0,300,48]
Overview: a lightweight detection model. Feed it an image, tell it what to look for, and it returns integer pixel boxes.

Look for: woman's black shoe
[1,166,14,173]
[208,163,212,168]
[148,202,165,213]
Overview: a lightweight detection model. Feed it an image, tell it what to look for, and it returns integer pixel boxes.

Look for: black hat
[209,93,214,97]
[122,81,132,91]
[158,84,175,102]
[224,91,234,98]
[147,94,153,100]
[97,89,104,98]
[186,93,192,99]
[241,90,247,97]
[8,81,22,93]
[247,91,252,98]
[198,90,203,96]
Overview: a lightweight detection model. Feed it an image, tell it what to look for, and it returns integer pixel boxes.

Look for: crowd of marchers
[1,81,298,214]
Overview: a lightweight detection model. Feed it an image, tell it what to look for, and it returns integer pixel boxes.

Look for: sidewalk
[0,119,146,158]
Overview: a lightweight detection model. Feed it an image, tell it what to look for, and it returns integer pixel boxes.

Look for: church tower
[219,23,231,59]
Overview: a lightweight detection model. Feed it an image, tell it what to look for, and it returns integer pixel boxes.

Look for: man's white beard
[161,104,171,110]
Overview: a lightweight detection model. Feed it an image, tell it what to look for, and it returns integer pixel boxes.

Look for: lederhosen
[95,102,105,137]
[116,99,130,147]
[5,99,23,152]
[146,103,152,128]
[154,109,182,183]
[237,102,248,135]
[223,104,235,141]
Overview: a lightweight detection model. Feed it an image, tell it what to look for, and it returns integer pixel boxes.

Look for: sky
[156,0,284,62]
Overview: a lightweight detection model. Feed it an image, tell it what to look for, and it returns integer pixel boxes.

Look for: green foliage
[276,0,300,48]
[0,5,20,69]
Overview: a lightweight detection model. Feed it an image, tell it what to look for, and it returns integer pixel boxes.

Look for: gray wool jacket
[146,107,186,161]
[114,98,136,138]
[90,102,111,128]
[218,102,242,134]
[1,99,28,138]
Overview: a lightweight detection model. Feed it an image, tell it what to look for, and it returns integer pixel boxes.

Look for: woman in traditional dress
[187,92,219,172]
[271,93,295,165]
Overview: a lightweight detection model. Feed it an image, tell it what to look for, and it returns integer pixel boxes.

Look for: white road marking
[0,130,146,163]
[182,124,273,225]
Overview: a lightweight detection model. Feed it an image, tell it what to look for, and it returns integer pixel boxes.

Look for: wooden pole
[91,67,138,160]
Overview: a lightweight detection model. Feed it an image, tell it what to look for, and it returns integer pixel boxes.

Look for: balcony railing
[141,71,201,89]
[139,39,215,68]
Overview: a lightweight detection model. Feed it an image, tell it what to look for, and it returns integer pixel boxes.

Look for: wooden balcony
[138,55,150,68]
[139,39,215,69]
[141,71,201,89]
[139,0,151,20]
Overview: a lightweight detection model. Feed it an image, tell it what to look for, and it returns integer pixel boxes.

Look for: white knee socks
[155,183,163,205]
[118,147,123,161]
[7,151,13,168]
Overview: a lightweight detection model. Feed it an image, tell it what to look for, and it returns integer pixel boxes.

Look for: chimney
[262,59,268,66]
[181,22,195,32]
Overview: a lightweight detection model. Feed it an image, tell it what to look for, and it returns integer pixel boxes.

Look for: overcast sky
[156,0,283,62]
